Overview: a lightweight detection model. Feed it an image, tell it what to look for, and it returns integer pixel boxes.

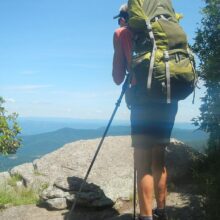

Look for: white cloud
[6,98,16,103]
[5,84,52,92]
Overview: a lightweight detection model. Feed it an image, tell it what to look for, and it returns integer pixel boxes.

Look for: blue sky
[0,0,205,122]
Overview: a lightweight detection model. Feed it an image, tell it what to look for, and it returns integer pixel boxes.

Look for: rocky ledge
[0,136,204,219]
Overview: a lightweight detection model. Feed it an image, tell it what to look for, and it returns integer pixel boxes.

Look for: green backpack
[126,0,197,105]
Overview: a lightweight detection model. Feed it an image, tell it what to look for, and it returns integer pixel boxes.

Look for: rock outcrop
[41,176,114,210]
[0,172,11,186]
[0,136,204,218]
[166,139,204,184]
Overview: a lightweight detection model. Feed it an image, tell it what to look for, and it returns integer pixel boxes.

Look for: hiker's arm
[112,30,127,85]
[121,28,133,73]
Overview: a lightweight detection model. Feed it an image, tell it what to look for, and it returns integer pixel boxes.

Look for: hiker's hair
[119,4,128,12]
[119,4,129,22]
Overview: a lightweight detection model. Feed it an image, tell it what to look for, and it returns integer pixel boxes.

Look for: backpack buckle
[164,51,170,62]
[146,21,152,31]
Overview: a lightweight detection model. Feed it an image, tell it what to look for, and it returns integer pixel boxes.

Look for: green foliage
[193,151,220,219]
[0,173,48,208]
[193,0,220,219]
[0,186,39,207]
[0,97,22,155]
[192,0,220,148]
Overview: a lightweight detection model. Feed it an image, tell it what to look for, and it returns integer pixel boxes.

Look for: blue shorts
[130,101,178,148]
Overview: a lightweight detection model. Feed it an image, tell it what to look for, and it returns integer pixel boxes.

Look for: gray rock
[2,136,204,214]
[9,163,49,190]
[65,194,76,202]
[72,191,114,208]
[66,193,114,209]
[52,177,114,208]
[76,191,103,202]
[166,139,205,184]
[46,198,68,210]
[40,186,70,200]
[10,163,34,186]
[91,197,115,208]
[0,136,205,220]
[0,172,11,186]
[54,176,83,191]
[31,137,133,201]
[54,176,102,192]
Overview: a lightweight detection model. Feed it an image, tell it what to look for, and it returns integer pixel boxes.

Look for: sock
[139,216,153,220]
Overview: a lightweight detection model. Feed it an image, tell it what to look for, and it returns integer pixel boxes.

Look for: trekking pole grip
[116,73,132,107]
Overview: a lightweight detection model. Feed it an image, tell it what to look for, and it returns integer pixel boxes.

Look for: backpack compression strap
[146,20,157,90]
[147,15,175,104]
[164,51,171,103]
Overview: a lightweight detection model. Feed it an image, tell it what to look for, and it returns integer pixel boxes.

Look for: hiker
[112,4,133,86]
[112,4,179,220]
[114,4,129,28]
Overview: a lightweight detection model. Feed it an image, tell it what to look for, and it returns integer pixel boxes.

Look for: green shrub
[0,97,22,155]
[193,150,220,219]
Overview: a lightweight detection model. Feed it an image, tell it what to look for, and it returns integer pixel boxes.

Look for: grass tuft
[7,173,23,187]
[0,173,45,208]
[0,186,39,207]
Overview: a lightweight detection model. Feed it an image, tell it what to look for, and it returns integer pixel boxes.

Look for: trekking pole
[68,73,132,220]
[133,166,137,220]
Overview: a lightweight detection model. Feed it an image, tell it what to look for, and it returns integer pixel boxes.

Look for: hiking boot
[153,209,168,220]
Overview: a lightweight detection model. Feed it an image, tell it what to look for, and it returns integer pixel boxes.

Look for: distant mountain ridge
[0,126,208,172]
[18,117,197,135]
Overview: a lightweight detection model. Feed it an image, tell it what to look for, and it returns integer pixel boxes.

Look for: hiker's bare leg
[152,145,167,209]
[134,147,153,216]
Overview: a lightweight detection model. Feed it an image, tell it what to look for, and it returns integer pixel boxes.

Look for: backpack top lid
[128,0,177,31]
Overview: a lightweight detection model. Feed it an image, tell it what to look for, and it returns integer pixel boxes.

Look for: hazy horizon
[18,116,197,136]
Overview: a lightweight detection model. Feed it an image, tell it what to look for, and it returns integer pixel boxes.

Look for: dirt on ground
[0,184,204,220]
